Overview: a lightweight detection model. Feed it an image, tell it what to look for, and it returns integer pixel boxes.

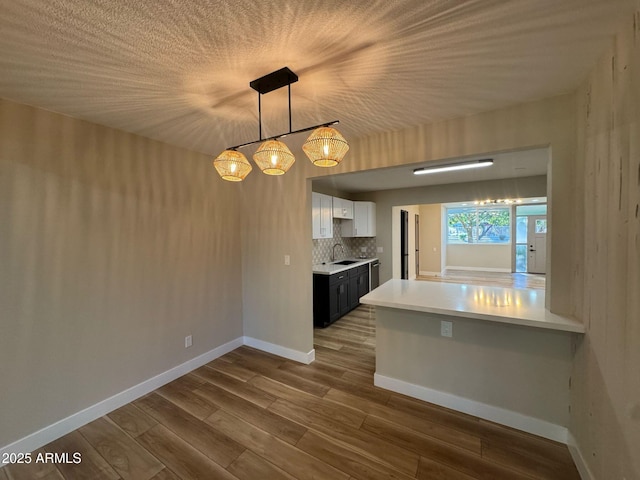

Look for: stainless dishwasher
[370,260,380,290]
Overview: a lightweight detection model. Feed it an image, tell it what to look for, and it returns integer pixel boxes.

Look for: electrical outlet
[284,255,290,265]
[440,321,453,338]
[185,335,192,348]
[377,246,383,253]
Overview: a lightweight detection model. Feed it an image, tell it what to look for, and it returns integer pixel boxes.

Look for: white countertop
[313,257,379,275]
[360,279,585,333]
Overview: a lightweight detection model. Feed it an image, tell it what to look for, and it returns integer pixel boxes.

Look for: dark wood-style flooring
[3,305,579,480]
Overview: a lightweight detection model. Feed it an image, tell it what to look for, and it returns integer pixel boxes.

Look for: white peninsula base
[360,280,585,443]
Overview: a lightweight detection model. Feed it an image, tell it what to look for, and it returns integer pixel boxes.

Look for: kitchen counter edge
[313,257,379,275]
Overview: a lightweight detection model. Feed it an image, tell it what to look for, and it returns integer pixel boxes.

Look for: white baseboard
[1,334,313,460]
[243,336,315,364]
[419,270,442,276]
[0,337,243,458]
[374,373,568,444]
[567,432,594,480]
[444,266,511,273]
[0,337,316,460]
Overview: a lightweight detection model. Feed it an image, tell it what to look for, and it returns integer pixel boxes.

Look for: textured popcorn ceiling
[0,0,634,155]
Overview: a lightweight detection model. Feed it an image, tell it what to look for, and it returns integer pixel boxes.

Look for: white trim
[0,337,243,458]
[444,266,511,273]
[567,432,594,480]
[0,335,316,460]
[243,336,315,364]
[374,373,568,444]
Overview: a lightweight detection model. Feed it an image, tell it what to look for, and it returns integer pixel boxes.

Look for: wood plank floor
[3,305,579,480]
[417,270,546,290]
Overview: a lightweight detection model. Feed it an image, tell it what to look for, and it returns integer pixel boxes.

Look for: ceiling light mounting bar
[258,89,262,141]
[288,82,292,133]
[228,120,340,150]
[249,67,298,95]
[252,66,298,144]
[227,66,338,150]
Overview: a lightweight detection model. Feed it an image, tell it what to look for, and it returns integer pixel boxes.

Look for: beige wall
[376,308,574,428]
[446,244,511,271]
[239,167,316,354]
[419,204,442,274]
[0,99,243,448]
[570,9,640,478]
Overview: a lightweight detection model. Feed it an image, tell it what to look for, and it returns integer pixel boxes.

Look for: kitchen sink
[333,260,359,265]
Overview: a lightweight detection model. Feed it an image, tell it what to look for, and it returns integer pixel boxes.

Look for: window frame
[445,205,512,245]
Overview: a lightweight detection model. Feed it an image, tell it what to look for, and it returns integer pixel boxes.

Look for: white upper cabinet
[312,192,334,239]
[342,201,376,237]
[332,197,354,219]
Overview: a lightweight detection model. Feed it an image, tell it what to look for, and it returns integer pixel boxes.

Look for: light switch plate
[284,255,290,265]
[377,246,383,253]
[440,321,453,338]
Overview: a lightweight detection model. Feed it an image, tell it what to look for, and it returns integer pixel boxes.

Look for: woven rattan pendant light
[213,67,348,181]
[303,126,349,167]
[213,150,252,181]
[253,140,295,175]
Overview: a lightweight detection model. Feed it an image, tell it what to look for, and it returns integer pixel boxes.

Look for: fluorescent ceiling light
[413,159,493,175]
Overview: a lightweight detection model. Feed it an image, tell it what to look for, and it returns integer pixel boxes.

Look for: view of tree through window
[447,207,511,244]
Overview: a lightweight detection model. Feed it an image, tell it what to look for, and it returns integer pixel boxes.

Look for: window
[535,219,547,233]
[447,207,511,244]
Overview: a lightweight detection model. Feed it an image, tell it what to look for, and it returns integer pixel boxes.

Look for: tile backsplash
[312,218,377,265]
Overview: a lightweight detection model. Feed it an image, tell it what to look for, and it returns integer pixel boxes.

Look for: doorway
[415,214,420,276]
[527,215,547,274]
[514,203,548,274]
[400,209,409,279]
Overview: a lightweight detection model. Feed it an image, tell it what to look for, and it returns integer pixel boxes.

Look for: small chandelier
[474,198,523,206]
[213,67,348,181]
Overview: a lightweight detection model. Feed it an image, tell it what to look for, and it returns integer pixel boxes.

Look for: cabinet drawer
[329,272,349,285]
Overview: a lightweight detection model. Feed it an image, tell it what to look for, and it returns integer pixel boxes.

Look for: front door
[527,215,547,274]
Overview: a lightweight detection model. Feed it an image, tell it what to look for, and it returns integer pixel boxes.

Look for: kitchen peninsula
[360,279,584,443]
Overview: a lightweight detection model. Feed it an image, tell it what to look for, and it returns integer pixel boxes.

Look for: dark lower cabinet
[335,277,350,320]
[357,265,369,299]
[348,265,369,311]
[314,271,349,328]
[314,264,370,328]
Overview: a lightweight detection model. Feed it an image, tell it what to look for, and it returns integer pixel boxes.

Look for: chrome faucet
[331,243,345,262]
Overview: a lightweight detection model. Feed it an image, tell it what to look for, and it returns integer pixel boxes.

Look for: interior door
[415,214,420,276]
[527,215,547,274]
[400,210,409,279]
